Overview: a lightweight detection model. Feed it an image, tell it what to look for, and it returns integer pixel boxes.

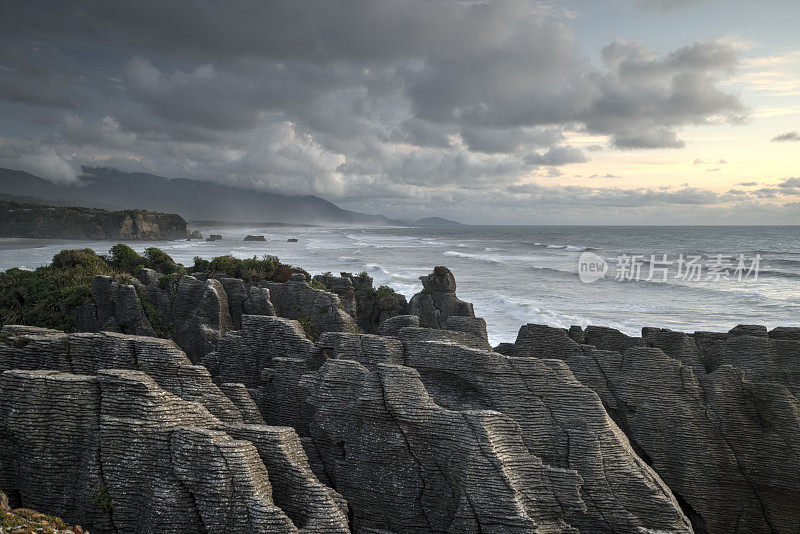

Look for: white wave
[444,250,503,264]
[545,244,587,252]
[364,263,390,275]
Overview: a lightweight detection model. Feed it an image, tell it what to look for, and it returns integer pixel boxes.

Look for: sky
[0,0,798,224]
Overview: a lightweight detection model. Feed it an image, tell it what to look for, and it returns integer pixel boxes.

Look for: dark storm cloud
[0,45,74,108]
[0,0,749,218]
[460,126,565,154]
[525,146,588,166]
[771,131,800,142]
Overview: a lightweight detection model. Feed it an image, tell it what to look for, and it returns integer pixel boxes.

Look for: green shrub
[158,272,182,289]
[0,250,114,331]
[144,247,181,274]
[309,279,327,291]
[193,254,306,283]
[193,256,211,272]
[94,485,113,513]
[51,248,106,270]
[109,244,146,273]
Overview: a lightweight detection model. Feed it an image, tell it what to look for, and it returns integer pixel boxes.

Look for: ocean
[1,225,798,346]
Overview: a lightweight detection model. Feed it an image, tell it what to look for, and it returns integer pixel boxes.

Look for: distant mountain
[0,167,403,226]
[415,217,464,226]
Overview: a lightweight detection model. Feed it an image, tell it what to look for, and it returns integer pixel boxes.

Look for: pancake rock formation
[1,266,798,533]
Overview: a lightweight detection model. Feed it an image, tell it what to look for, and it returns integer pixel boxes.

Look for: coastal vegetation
[0,246,305,332]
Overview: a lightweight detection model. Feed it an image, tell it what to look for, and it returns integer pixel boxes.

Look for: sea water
[2,225,798,346]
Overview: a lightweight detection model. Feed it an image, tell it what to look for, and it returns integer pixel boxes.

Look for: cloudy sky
[1,0,798,224]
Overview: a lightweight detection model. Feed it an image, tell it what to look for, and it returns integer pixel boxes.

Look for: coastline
[0,237,76,251]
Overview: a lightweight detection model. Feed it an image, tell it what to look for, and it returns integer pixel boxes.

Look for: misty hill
[415,217,463,226]
[0,167,402,226]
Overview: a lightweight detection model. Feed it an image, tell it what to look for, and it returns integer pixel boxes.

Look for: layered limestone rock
[206,315,322,391]
[5,262,799,534]
[217,277,276,329]
[692,324,800,398]
[172,276,234,363]
[408,266,475,329]
[1,326,251,424]
[72,270,275,364]
[301,358,584,533]
[402,340,692,534]
[515,323,800,534]
[0,369,111,532]
[91,276,155,336]
[376,314,419,337]
[267,274,358,337]
[312,273,358,320]
[444,315,489,344]
[396,325,493,351]
[0,329,349,534]
[205,315,323,435]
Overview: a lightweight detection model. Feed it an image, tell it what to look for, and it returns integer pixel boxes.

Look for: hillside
[0,167,402,226]
[0,199,193,240]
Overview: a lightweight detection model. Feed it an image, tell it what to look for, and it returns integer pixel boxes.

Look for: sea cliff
[0,200,196,241]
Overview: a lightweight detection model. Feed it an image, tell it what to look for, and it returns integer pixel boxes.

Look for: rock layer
[2,265,799,534]
[0,326,349,534]
[515,323,800,534]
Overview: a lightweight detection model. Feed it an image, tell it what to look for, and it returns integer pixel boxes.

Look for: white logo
[578,252,608,283]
